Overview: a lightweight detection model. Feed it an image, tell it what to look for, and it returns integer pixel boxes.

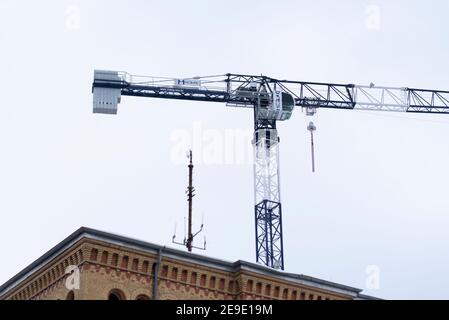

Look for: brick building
[0,227,377,300]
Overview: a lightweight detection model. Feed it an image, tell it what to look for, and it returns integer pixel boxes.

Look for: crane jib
[93,70,449,115]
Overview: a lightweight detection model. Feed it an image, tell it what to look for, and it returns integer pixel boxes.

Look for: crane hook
[307,121,316,173]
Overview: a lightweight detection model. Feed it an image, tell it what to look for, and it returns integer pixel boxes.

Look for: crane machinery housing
[92,70,449,271]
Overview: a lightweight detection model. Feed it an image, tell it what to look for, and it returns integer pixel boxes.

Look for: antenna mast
[172,150,205,251]
[186,150,194,251]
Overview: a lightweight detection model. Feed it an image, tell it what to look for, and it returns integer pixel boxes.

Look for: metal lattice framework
[93,70,449,270]
[253,129,283,269]
[93,71,449,114]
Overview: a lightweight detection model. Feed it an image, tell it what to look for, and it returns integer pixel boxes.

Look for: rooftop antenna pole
[186,150,194,252]
[172,150,205,251]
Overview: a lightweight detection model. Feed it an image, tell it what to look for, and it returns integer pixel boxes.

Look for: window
[171,267,178,280]
[282,288,288,300]
[300,292,306,300]
[142,261,149,273]
[131,258,139,271]
[218,279,225,290]
[101,251,109,264]
[111,253,119,267]
[200,274,206,286]
[190,272,197,285]
[181,270,188,282]
[265,284,271,296]
[90,249,98,261]
[274,286,280,298]
[291,290,298,300]
[161,265,168,277]
[108,289,125,300]
[121,256,129,269]
[135,294,150,300]
[246,280,253,292]
[209,276,216,289]
[256,282,262,294]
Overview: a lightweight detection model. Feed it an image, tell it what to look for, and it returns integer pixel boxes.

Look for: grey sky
[1,0,449,299]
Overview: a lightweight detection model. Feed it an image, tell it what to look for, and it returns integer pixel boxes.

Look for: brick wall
[1,238,352,300]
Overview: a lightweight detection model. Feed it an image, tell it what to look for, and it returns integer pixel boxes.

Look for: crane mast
[92,70,449,270]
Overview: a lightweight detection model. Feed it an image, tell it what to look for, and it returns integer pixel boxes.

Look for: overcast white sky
[1,0,449,299]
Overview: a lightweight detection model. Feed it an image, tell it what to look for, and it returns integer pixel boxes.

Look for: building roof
[0,227,379,299]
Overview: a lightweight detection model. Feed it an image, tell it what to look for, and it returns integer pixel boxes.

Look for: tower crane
[92,70,449,270]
